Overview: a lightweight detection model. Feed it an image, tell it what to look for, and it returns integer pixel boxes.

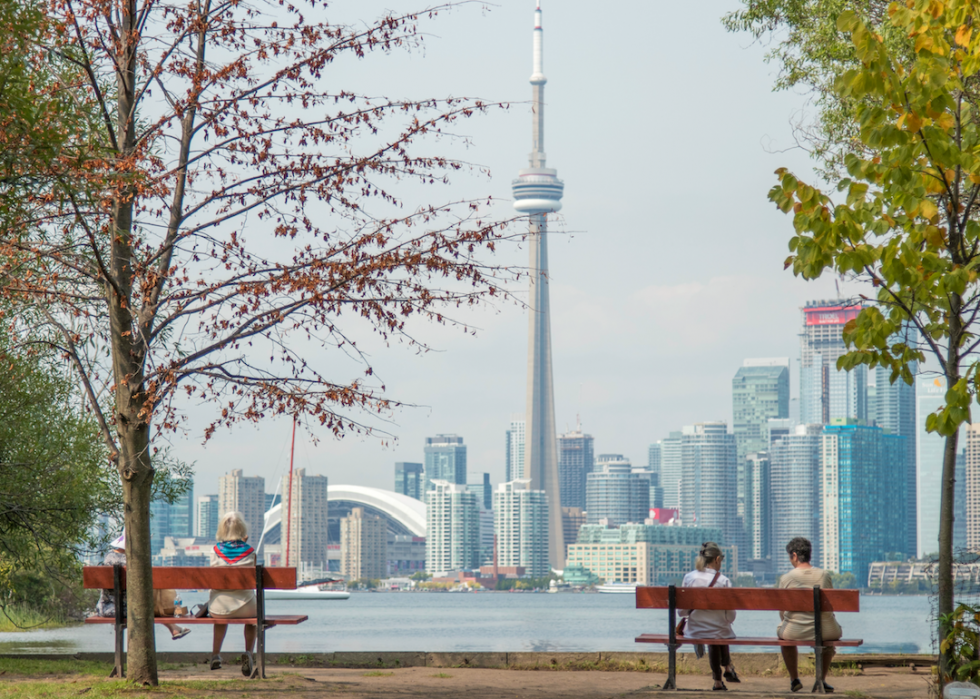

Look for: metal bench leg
[254,565,266,679]
[664,585,677,690]
[812,586,825,694]
[112,564,125,679]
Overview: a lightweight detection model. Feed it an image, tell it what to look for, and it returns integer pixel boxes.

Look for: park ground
[0,653,934,698]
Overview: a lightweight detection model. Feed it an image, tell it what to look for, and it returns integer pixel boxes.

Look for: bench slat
[82,566,297,591]
[635,633,863,647]
[84,614,308,625]
[635,587,859,613]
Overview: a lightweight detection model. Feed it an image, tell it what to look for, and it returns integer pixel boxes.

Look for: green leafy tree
[767,1,980,679]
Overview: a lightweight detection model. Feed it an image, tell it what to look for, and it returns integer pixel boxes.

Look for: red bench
[83,565,308,679]
[635,585,863,693]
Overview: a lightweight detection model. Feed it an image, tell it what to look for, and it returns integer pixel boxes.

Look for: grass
[362,670,394,677]
[0,657,113,677]
[431,672,453,678]
[0,606,77,633]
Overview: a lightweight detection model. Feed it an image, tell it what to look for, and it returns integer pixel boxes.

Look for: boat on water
[265,577,350,601]
[596,582,638,594]
[547,580,573,593]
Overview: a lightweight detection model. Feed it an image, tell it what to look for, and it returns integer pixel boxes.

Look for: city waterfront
[0,592,932,656]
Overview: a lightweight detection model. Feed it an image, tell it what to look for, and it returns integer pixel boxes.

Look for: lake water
[0,592,934,655]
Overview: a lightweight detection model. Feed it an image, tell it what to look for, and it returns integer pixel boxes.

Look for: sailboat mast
[285,416,296,568]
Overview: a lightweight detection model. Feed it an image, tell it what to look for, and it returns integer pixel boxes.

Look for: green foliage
[494,573,558,591]
[348,578,381,590]
[940,603,980,683]
[410,570,432,581]
[830,571,857,589]
[733,574,758,587]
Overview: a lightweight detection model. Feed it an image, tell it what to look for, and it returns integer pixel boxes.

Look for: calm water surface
[0,592,933,655]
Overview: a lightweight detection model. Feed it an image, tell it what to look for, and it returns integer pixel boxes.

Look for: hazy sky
[174,0,866,500]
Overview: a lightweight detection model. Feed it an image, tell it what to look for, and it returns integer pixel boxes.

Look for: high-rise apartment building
[875,359,917,557]
[585,455,650,527]
[195,494,219,539]
[679,422,737,545]
[660,432,683,509]
[425,480,480,575]
[799,300,867,424]
[505,416,525,483]
[424,434,467,492]
[493,480,549,577]
[340,507,387,581]
[557,427,594,510]
[467,472,493,511]
[647,441,664,509]
[218,469,265,547]
[744,452,771,562]
[964,425,980,551]
[561,506,587,557]
[283,469,329,568]
[770,424,822,574]
[917,375,950,558]
[820,422,907,583]
[150,480,194,555]
[394,462,423,501]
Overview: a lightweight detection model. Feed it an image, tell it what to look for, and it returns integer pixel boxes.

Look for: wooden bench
[83,565,308,679]
[635,585,863,693]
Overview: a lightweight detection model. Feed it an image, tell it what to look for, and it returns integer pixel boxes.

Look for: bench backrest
[82,566,297,591]
[636,586,859,613]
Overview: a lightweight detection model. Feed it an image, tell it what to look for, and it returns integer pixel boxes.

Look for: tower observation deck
[513,2,565,570]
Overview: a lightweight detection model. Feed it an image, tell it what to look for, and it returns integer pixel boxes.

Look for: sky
[174,0,868,500]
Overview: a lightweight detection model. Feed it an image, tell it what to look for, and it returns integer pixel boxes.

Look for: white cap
[111,533,125,549]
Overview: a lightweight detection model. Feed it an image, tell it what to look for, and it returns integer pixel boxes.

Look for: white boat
[265,578,350,601]
[596,582,638,594]
[548,580,573,593]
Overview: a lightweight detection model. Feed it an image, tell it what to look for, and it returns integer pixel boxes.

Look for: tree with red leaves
[2,0,514,684]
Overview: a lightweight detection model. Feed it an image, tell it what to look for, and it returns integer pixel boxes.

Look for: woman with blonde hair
[209,511,257,676]
[679,542,739,691]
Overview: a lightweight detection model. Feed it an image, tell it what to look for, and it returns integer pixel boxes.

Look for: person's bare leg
[213,624,228,655]
[244,624,256,653]
[822,648,835,684]
[781,646,799,680]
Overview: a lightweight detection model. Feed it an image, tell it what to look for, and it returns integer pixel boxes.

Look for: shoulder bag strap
[709,570,721,588]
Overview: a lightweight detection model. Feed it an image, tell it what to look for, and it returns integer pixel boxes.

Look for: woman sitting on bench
[209,511,258,677]
[680,541,739,691]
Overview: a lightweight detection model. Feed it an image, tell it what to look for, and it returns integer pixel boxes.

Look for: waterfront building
[647,441,664,509]
[558,426,594,510]
[425,480,479,575]
[875,360,917,557]
[819,421,907,583]
[195,494,219,539]
[340,507,387,581]
[585,455,650,527]
[956,449,967,551]
[799,300,867,424]
[966,425,980,551]
[424,434,467,491]
[660,432,682,509]
[150,480,194,555]
[493,480,549,577]
[218,469,265,549]
[505,415,526,482]
[770,424,822,573]
[679,422,737,545]
[917,375,950,558]
[561,506,586,558]
[512,2,565,570]
[284,469,329,568]
[744,452,771,562]
[387,535,426,576]
[479,508,495,566]
[395,462,423,501]
[152,536,212,567]
[467,472,493,511]
[567,523,735,585]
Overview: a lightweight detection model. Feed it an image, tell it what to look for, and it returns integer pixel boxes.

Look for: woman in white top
[680,542,739,691]
[209,511,258,676]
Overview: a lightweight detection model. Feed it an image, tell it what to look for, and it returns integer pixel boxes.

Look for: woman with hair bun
[679,542,739,691]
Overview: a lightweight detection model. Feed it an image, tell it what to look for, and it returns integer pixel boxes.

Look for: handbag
[675,569,721,636]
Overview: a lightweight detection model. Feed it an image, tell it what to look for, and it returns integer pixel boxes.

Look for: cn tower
[512,1,565,570]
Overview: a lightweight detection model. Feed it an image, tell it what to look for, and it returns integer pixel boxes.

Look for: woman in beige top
[777,537,842,693]
[209,511,258,677]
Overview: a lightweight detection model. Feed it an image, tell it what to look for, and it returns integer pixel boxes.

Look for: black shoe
[823,682,835,693]
[790,678,803,693]
[723,669,740,683]
[712,683,727,691]
[210,654,222,671]
[242,652,254,677]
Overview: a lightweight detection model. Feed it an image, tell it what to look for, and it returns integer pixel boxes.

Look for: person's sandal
[723,669,740,683]
[822,682,835,693]
[712,683,727,691]
[790,678,803,693]
[171,627,191,640]
[242,652,254,678]
[210,655,222,671]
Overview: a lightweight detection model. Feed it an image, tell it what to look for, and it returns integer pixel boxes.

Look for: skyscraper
[494,479,550,577]
[395,462,423,501]
[195,494,219,539]
[875,363,917,557]
[218,469,265,551]
[917,374,949,558]
[819,421,906,582]
[660,431,683,509]
[647,441,664,509]
[340,507,387,581]
[505,415,525,482]
[679,422,737,544]
[585,455,650,527]
[733,359,791,462]
[425,480,480,575]
[423,434,467,492]
[284,469,329,569]
[467,472,493,511]
[770,424,822,574]
[150,480,194,555]
[558,426,594,510]
[799,300,867,424]
[512,2,565,570]
[744,452,771,562]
